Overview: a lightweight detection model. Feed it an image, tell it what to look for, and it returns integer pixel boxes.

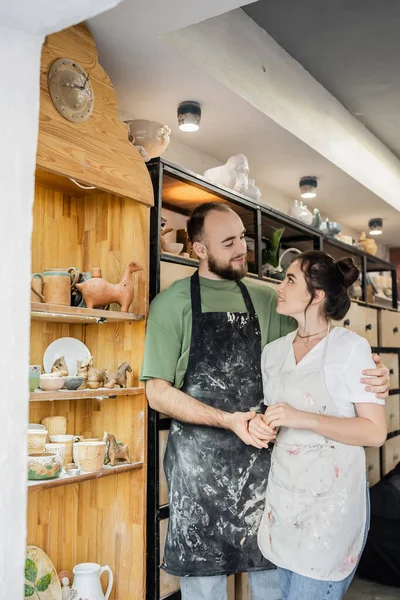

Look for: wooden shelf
[27,461,143,492]
[31,302,144,324]
[30,386,143,402]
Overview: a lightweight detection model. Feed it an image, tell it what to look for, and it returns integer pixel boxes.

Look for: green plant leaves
[24,584,35,597]
[36,573,52,592]
[25,559,37,583]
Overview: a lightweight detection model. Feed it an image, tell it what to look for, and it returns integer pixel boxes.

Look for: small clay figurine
[103,432,131,466]
[87,365,107,389]
[75,261,143,312]
[76,357,93,389]
[52,356,69,377]
[105,362,132,388]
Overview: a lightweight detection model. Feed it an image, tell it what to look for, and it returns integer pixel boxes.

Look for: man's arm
[146,378,263,448]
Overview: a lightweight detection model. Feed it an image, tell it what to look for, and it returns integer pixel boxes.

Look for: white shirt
[261,327,385,417]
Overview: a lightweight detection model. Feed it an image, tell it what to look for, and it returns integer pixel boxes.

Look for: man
[141,202,389,600]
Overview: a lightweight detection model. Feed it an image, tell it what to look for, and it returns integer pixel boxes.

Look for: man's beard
[208,252,247,281]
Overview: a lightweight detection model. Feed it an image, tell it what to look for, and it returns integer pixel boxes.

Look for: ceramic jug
[31,267,79,305]
[71,563,113,600]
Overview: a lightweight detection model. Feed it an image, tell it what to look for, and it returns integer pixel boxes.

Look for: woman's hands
[248,404,313,446]
[263,403,313,430]
[248,414,276,448]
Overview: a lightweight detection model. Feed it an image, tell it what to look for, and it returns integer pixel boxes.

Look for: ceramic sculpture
[75,262,142,312]
[204,154,249,194]
[105,362,132,388]
[103,432,131,467]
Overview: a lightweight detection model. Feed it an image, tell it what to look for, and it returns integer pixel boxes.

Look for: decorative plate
[43,337,91,377]
[25,546,61,599]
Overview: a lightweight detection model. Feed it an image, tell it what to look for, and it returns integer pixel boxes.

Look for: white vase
[288,200,313,225]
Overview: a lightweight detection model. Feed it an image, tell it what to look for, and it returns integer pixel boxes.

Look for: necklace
[296,327,328,339]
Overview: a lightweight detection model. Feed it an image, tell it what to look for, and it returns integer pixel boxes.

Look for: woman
[250,251,387,600]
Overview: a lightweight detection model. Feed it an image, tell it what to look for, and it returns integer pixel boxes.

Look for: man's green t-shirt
[140,276,296,389]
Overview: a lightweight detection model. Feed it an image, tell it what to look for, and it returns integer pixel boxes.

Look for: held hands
[226,411,275,449]
[263,403,312,431]
[362,354,390,399]
[248,414,276,448]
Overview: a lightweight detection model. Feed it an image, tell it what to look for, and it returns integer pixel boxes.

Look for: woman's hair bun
[336,257,360,289]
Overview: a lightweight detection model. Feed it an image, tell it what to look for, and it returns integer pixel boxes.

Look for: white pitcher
[71,563,113,600]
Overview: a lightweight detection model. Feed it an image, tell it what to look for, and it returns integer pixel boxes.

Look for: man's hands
[225,411,276,449]
[248,414,276,448]
[362,354,390,399]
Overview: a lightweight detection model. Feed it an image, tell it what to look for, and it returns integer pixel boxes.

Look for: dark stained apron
[162,270,274,577]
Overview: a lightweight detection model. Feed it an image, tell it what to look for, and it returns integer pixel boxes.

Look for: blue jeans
[180,568,281,600]
[277,485,371,600]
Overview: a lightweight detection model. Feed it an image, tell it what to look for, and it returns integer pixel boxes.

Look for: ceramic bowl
[27,429,48,453]
[27,452,62,480]
[28,423,46,430]
[39,374,65,391]
[163,242,184,255]
[320,221,342,236]
[63,376,84,390]
[127,119,171,159]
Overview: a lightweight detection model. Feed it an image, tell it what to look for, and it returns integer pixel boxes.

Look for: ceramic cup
[45,443,66,465]
[77,441,106,473]
[27,452,62,481]
[73,438,100,467]
[41,416,67,437]
[29,365,41,392]
[28,429,48,454]
[49,434,77,465]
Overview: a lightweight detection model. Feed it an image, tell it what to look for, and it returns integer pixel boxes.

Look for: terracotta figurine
[75,262,142,312]
[105,362,132,388]
[52,356,69,377]
[103,432,131,467]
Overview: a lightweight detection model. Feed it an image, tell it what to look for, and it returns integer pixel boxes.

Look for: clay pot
[41,416,67,437]
[28,452,62,481]
[28,429,48,454]
[77,441,106,472]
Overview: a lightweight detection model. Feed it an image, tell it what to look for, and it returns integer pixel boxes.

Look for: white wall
[0,2,123,597]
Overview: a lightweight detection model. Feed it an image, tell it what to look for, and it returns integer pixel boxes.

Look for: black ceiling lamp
[299,176,317,199]
[368,218,383,236]
[178,101,201,132]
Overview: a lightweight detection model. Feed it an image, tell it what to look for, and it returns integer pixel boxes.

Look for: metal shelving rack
[146,157,399,600]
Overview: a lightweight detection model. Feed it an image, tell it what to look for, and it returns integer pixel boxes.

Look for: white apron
[258,327,367,581]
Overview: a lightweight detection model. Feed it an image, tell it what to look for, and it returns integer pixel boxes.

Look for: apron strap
[190,271,257,318]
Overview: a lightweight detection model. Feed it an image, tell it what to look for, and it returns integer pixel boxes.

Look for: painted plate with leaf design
[25,546,61,600]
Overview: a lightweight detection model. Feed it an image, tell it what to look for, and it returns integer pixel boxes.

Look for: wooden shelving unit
[31,302,144,324]
[30,386,143,402]
[27,24,152,600]
[28,461,144,492]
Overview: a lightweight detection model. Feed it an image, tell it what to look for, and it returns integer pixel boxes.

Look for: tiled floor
[345,576,399,599]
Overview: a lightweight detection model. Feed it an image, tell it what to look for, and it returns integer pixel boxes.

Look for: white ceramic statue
[204,154,249,194]
[246,178,261,202]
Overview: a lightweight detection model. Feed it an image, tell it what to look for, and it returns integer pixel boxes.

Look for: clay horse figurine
[103,432,131,467]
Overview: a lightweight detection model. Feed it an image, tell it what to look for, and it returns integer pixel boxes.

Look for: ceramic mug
[45,443,66,465]
[73,438,100,467]
[49,434,78,465]
[31,267,79,306]
[29,365,41,392]
[77,441,106,473]
[28,429,48,454]
[41,416,67,437]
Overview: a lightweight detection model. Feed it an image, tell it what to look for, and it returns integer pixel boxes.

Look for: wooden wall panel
[29,182,149,598]
[37,24,153,206]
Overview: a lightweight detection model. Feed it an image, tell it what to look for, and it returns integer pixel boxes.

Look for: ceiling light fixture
[299,176,317,199]
[368,218,383,236]
[178,101,201,132]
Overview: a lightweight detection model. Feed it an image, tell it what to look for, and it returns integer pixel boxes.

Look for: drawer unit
[380,310,400,348]
[334,303,378,347]
[365,446,381,487]
[385,395,400,434]
[382,435,400,476]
